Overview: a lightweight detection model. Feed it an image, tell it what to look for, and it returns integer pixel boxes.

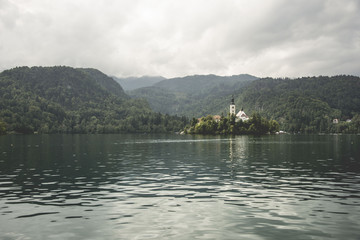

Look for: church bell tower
[230,96,236,115]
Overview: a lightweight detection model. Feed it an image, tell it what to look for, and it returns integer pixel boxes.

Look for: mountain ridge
[1,66,359,134]
[129,74,360,133]
[235,75,360,133]
[113,76,166,91]
[154,74,258,94]
[0,66,186,134]
[129,74,258,116]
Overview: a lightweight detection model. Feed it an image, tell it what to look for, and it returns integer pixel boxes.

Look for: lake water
[0,134,359,240]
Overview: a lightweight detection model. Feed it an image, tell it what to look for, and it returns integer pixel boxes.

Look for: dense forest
[1,67,359,135]
[0,66,187,134]
[113,76,165,91]
[129,74,258,117]
[236,76,360,133]
[184,113,279,135]
[128,74,360,134]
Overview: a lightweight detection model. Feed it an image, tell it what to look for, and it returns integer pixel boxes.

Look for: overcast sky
[1,0,359,78]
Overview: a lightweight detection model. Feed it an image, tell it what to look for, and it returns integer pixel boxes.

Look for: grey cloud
[0,0,359,78]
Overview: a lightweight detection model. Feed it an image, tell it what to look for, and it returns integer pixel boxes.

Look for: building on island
[197,96,249,124]
[230,96,236,115]
[230,96,249,121]
[213,115,221,123]
[236,109,249,121]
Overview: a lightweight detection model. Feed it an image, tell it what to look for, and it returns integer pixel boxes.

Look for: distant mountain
[129,74,258,116]
[0,66,186,134]
[154,74,258,94]
[130,86,180,114]
[113,76,166,91]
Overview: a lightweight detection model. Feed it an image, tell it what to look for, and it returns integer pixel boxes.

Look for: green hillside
[79,68,128,97]
[0,66,187,134]
[2,67,358,135]
[130,74,258,116]
[154,74,258,94]
[113,76,165,91]
[131,74,360,134]
[236,76,360,133]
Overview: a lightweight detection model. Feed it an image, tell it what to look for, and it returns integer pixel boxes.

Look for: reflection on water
[0,134,359,240]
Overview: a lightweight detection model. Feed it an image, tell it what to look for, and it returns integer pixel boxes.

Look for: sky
[1,0,359,78]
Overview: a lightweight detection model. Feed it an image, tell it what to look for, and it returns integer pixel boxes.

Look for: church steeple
[230,95,236,115]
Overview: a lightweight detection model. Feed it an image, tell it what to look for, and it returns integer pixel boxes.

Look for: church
[230,96,249,121]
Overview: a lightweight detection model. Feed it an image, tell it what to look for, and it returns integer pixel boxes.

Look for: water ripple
[0,134,359,239]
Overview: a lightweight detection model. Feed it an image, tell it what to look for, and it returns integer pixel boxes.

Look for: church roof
[236,110,249,120]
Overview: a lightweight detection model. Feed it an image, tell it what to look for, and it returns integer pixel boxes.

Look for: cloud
[0,0,359,78]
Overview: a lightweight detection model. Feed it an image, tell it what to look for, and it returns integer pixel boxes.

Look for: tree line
[0,66,187,134]
[236,75,360,134]
[184,113,279,135]
[129,75,360,134]
[1,67,359,135]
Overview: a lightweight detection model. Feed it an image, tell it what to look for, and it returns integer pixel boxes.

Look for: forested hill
[129,74,360,134]
[129,74,258,116]
[236,75,360,133]
[0,66,187,134]
[79,68,128,97]
[1,67,358,135]
[1,66,128,110]
[113,76,165,91]
[154,74,258,94]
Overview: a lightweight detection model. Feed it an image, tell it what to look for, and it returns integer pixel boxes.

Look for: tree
[269,120,280,133]
[185,113,278,135]
[190,118,198,127]
[0,120,6,135]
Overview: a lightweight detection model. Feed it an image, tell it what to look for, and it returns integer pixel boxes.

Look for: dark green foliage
[236,75,360,133]
[0,66,187,134]
[3,67,358,134]
[129,86,180,114]
[79,68,128,97]
[113,76,165,91]
[131,74,360,134]
[154,74,258,94]
[130,74,257,117]
[185,113,278,135]
[329,114,360,134]
[0,120,6,135]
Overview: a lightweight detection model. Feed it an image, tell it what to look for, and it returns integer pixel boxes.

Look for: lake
[0,134,359,240]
